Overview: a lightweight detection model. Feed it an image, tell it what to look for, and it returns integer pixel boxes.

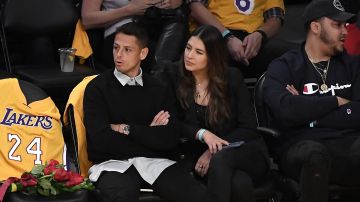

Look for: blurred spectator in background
[187,0,284,78]
[81,0,188,73]
[342,0,360,55]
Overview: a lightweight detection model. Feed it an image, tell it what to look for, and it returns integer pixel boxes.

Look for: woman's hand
[195,149,212,177]
[202,130,229,154]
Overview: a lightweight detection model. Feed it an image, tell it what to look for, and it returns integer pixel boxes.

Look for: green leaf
[39,179,52,189]
[37,188,50,197]
[25,186,37,195]
[31,165,45,175]
[50,186,59,195]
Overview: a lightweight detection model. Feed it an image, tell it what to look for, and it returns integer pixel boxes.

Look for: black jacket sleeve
[316,56,360,129]
[264,55,339,127]
[127,84,180,150]
[84,80,144,159]
[84,77,180,162]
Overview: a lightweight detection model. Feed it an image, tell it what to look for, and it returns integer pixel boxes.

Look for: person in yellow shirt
[189,0,285,78]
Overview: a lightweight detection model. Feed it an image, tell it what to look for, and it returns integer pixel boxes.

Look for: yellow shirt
[63,75,97,177]
[0,78,65,180]
[192,0,284,33]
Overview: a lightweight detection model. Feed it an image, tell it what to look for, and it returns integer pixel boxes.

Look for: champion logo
[333,0,345,11]
[302,82,351,95]
[303,83,319,95]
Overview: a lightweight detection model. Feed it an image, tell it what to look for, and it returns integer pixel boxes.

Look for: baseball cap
[303,0,355,23]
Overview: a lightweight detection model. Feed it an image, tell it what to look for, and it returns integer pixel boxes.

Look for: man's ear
[140,47,149,61]
[310,21,321,34]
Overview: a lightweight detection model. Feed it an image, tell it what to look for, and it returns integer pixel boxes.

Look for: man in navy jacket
[263,0,360,202]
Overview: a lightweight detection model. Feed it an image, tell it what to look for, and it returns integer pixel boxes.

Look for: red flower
[44,159,60,175]
[64,172,84,187]
[44,165,57,175]
[54,168,70,182]
[20,173,37,187]
[48,159,59,167]
[2,159,94,198]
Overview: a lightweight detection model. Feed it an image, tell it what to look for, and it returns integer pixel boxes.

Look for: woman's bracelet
[196,129,206,143]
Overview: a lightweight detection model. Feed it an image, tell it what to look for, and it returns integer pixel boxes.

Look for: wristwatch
[123,124,130,135]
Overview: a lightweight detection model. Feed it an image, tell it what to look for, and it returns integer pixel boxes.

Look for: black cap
[303,0,355,24]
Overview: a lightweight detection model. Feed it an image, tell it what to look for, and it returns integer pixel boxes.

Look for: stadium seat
[0,0,97,113]
[0,78,91,202]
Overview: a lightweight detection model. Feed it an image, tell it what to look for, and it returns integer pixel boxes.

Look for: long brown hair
[177,25,230,129]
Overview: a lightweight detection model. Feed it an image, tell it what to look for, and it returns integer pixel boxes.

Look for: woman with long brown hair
[173,25,270,202]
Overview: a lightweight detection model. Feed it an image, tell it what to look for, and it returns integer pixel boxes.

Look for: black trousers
[96,163,208,202]
[229,29,297,79]
[180,139,269,202]
[280,137,360,202]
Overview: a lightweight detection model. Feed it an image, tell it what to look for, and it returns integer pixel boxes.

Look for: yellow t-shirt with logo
[0,78,65,180]
[192,0,284,33]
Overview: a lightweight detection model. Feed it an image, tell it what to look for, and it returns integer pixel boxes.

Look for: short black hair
[115,22,149,48]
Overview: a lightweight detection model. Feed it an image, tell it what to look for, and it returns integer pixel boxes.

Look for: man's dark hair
[115,22,149,48]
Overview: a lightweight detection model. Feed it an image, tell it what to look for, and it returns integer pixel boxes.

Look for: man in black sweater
[263,0,360,202]
[83,22,207,202]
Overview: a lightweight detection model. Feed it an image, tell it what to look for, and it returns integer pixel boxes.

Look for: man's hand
[150,110,170,126]
[286,84,299,95]
[226,37,249,66]
[242,32,262,60]
[110,124,129,135]
[155,0,183,9]
[195,149,212,177]
[202,130,229,154]
[336,96,350,106]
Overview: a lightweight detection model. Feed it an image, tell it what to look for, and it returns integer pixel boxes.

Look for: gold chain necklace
[310,59,330,91]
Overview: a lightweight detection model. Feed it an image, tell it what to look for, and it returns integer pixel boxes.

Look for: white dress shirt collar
[113,68,143,86]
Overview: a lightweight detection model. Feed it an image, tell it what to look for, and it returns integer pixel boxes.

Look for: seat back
[0,78,66,180]
[63,76,97,176]
[0,0,97,114]
[2,0,78,35]
[253,73,282,161]
[254,74,269,127]
[0,0,78,70]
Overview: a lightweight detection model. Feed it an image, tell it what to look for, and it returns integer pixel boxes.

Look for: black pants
[229,30,297,79]
[96,163,208,202]
[281,137,360,202]
[181,139,269,202]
